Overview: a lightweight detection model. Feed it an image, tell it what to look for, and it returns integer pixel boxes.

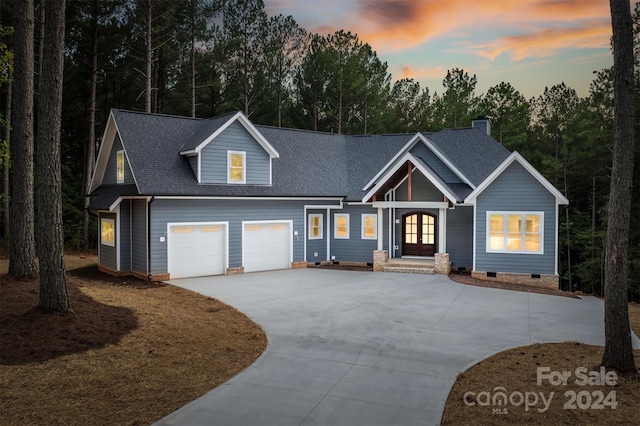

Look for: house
[88,109,569,287]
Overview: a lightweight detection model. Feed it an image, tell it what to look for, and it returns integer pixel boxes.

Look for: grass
[1,255,639,425]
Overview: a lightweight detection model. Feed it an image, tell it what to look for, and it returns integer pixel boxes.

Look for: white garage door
[168,223,227,279]
[243,221,292,273]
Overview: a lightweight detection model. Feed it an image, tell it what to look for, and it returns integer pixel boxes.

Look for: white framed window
[227,150,246,183]
[362,214,377,240]
[487,211,543,254]
[101,218,115,247]
[309,214,323,240]
[116,150,124,183]
[334,214,349,239]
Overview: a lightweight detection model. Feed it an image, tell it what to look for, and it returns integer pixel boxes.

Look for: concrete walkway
[155,269,639,426]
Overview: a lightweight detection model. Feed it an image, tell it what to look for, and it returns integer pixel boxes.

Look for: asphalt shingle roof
[93,110,510,203]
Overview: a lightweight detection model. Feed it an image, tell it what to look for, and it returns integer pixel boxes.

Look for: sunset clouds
[265,0,614,97]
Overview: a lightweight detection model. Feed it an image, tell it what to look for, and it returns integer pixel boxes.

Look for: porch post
[377,207,384,251]
[438,207,446,253]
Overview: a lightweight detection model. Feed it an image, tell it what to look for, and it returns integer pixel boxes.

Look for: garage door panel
[168,223,226,279]
[244,222,291,273]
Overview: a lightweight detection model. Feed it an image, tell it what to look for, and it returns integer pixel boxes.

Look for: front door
[402,212,437,256]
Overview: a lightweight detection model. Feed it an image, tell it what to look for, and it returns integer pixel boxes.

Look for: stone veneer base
[471,271,558,289]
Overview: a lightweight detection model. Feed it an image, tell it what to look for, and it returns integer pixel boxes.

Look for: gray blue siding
[446,206,473,268]
[103,134,135,185]
[395,172,443,202]
[475,162,557,274]
[131,199,148,274]
[410,143,462,183]
[200,121,271,184]
[120,201,132,271]
[99,212,117,270]
[149,199,337,275]
[329,204,388,264]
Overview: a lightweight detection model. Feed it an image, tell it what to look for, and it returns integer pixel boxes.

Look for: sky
[263,0,614,99]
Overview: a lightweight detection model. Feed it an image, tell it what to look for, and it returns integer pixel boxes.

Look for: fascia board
[361,133,422,191]
[181,111,280,159]
[464,151,570,205]
[361,152,460,203]
[89,110,116,193]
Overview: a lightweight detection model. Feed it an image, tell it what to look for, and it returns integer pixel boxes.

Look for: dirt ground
[0,254,266,425]
[1,255,639,425]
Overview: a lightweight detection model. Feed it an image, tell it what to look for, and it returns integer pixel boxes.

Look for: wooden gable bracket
[407,161,412,202]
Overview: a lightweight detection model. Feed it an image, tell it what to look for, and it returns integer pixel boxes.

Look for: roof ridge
[114,108,203,121]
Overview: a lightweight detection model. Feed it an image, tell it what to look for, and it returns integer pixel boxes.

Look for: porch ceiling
[367,160,412,202]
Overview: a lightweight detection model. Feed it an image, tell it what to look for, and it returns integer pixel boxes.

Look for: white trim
[334,213,350,239]
[372,201,448,209]
[242,220,293,271]
[361,213,377,240]
[326,209,331,260]
[89,111,141,194]
[485,211,544,255]
[167,221,229,277]
[116,150,125,183]
[308,213,323,240]
[155,196,345,202]
[464,151,569,205]
[555,204,559,276]
[179,111,279,158]
[362,152,461,203]
[100,218,115,247]
[472,204,477,271]
[116,206,121,271]
[438,207,446,253]
[362,133,474,192]
[227,150,246,184]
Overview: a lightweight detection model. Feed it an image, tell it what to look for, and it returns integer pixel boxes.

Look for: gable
[199,121,271,185]
[409,143,463,184]
[102,134,135,186]
[465,152,569,205]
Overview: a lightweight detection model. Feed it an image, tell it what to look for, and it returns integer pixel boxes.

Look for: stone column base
[291,261,307,269]
[373,250,388,272]
[434,253,451,274]
[226,266,245,275]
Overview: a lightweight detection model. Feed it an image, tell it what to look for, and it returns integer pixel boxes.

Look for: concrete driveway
[155,269,639,426]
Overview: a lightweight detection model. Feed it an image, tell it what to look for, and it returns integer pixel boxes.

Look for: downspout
[147,195,155,281]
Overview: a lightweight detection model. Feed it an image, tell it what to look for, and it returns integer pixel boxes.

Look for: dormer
[180,112,279,185]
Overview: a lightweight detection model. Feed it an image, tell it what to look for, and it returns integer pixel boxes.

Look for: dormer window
[116,150,124,183]
[228,151,246,184]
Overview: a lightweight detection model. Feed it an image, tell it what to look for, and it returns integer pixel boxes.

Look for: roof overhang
[179,111,279,158]
[362,152,461,203]
[464,151,569,205]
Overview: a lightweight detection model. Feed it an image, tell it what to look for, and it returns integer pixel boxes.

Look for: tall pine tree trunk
[37,0,70,313]
[2,81,11,246]
[145,0,152,113]
[9,0,37,278]
[83,0,99,248]
[602,0,636,374]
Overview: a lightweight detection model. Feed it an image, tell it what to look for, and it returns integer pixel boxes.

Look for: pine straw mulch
[441,290,640,425]
[0,255,266,426]
[2,255,640,425]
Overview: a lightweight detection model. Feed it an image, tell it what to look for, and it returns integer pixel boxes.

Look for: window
[309,214,323,239]
[101,218,115,247]
[228,151,246,183]
[116,151,124,183]
[362,214,377,239]
[334,214,349,239]
[487,212,543,253]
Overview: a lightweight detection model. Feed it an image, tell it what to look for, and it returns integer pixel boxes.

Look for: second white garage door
[243,221,292,273]
[168,222,227,279]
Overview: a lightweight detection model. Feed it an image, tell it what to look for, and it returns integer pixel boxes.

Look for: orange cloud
[398,65,446,81]
[315,0,612,56]
[471,22,611,61]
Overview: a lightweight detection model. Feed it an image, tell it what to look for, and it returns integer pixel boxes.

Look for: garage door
[168,223,227,279]
[243,221,292,273]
